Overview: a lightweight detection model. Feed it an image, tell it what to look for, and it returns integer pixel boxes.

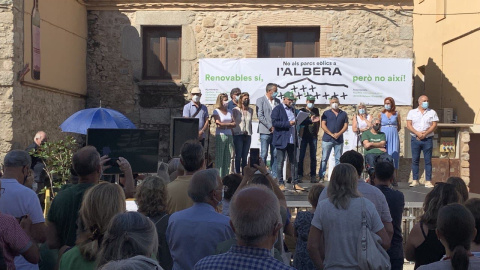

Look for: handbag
[357,198,391,270]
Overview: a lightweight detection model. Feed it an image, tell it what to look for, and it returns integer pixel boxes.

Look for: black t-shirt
[376,185,405,260]
[300,107,320,138]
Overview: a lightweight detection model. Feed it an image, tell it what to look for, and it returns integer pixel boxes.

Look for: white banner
[199,58,412,105]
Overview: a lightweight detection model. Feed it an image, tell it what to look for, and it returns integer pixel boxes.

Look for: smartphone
[107,157,120,167]
[250,148,260,167]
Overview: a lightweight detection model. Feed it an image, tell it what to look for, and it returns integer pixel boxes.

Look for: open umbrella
[60,108,136,135]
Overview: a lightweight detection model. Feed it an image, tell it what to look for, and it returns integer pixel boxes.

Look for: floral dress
[293,211,315,270]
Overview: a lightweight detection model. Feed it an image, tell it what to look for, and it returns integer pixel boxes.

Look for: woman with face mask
[352,102,372,152]
[213,93,236,177]
[231,92,253,174]
[378,97,401,179]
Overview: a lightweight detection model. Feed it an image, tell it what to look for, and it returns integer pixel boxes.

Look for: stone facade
[0,0,85,161]
[86,6,415,174]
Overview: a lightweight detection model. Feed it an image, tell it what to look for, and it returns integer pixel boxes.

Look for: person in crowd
[213,93,235,177]
[96,212,158,269]
[59,182,126,270]
[362,118,393,178]
[352,102,371,152]
[194,185,295,270]
[0,150,45,269]
[167,158,184,182]
[25,131,48,193]
[380,97,401,177]
[166,140,204,214]
[465,198,480,256]
[47,146,106,249]
[0,179,40,269]
[99,255,163,270]
[156,162,170,183]
[183,87,209,146]
[374,162,405,270]
[307,163,390,269]
[166,169,234,270]
[446,177,469,202]
[318,97,348,181]
[117,157,136,198]
[418,204,480,270]
[405,182,462,269]
[407,95,439,188]
[318,150,394,242]
[256,83,281,177]
[232,92,253,174]
[227,88,241,111]
[298,95,321,183]
[272,91,303,190]
[221,174,242,216]
[136,176,172,270]
[293,184,324,270]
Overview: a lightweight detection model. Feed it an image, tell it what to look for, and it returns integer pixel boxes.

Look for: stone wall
[0,0,85,161]
[87,6,414,172]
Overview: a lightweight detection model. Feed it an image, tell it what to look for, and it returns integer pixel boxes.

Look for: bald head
[34,131,47,146]
[230,185,281,246]
[72,146,101,178]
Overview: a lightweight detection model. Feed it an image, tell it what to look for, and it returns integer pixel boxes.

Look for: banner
[199,58,412,105]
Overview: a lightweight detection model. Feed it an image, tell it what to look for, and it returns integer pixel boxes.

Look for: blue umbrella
[60,108,136,135]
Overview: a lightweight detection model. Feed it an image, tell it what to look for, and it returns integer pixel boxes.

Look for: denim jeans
[318,140,343,178]
[298,136,317,177]
[260,133,277,177]
[233,135,251,174]
[276,143,297,184]
[411,136,433,181]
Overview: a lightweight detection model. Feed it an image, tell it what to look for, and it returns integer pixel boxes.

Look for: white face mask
[223,101,228,108]
[331,102,339,109]
[307,103,314,109]
[192,95,200,103]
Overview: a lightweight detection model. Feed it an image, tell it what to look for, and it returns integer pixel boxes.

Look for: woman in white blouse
[213,93,236,177]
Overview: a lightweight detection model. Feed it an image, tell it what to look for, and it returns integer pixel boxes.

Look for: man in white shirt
[406,95,439,188]
[0,150,46,270]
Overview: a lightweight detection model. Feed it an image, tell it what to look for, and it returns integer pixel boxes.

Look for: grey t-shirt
[318,179,392,223]
[312,197,384,269]
[417,256,480,270]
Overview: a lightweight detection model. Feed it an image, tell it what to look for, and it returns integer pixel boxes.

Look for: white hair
[188,169,219,203]
[230,185,281,245]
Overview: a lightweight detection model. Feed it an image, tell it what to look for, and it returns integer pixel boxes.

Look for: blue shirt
[183,101,209,139]
[166,203,235,270]
[194,245,295,270]
[321,109,348,143]
[227,100,237,111]
[283,104,295,144]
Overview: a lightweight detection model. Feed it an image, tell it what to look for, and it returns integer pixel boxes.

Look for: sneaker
[409,180,419,187]
[294,184,305,191]
[279,184,285,191]
[425,181,434,188]
[310,176,317,183]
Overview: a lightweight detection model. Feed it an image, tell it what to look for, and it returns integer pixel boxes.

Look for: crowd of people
[184,84,438,190]
[0,82,474,270]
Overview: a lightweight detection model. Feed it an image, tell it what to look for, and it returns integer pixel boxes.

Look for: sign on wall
[199,58,412,105]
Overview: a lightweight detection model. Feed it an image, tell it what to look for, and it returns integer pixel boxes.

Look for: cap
[306,95,315,101]
[191,87,201,94]
[283,91,296,100]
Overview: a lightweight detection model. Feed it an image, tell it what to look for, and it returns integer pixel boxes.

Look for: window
[258,27,320,58]
[143,26,182,80]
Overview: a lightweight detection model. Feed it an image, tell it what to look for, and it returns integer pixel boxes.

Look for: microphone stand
[292,105,299,192]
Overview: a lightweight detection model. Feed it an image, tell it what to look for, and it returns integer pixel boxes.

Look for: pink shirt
[0,212,32,269]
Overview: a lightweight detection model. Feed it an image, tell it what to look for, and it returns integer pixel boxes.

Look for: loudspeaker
[170,117,199,158]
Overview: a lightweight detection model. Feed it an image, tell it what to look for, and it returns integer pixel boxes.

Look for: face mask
[422,101,429,109]
[307,103,314,109]
[243,100,249,106]
[223,101,228,108]
[272,92,278,98]
[331,103,339,109]
[384,104,391,111]
[192,95,200,103]
[373,124,381,132]
[235,96,239,102]
[358,108,365,114]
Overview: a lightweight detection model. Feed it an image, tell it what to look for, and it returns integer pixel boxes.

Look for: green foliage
[29,136,78,196]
